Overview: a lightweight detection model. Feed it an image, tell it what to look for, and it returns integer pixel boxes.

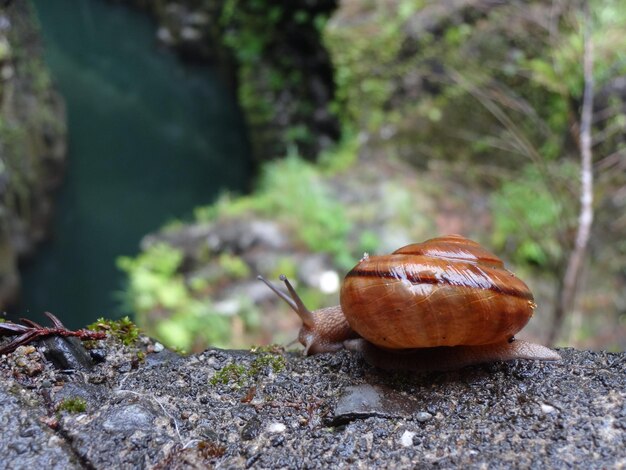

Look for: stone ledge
[1,345,624,468]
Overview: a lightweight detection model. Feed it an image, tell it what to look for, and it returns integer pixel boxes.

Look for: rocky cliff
[0,2,67,310]
[115,0,340,163]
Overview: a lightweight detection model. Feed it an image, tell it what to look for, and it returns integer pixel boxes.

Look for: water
[15,0,251,328]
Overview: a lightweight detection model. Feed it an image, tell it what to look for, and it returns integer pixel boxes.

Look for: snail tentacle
[257,275,314,328]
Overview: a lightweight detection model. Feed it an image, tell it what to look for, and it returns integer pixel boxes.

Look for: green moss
[249,353,286,375]
[209,352,286,387]
[249,344,284,354]
[210,363,248,386]
[88,316,139,346]
[57,397,87,413]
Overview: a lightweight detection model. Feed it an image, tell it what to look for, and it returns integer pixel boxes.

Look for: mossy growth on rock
[56,397,87,414]
[218,0,341,161]
[88,317,140,347]
[209,350,286,387]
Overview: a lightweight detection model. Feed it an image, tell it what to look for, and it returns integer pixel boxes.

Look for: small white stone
[267,422,286,433]
[153,342,164,353]
[541,404,556,414]
[416,411,433,422]
[400,430,415,447]
[319,270,340,294]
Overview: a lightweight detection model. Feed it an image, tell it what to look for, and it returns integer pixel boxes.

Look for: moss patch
[88,317,140,347]
[57,397,87,413]
[209,351,286,387]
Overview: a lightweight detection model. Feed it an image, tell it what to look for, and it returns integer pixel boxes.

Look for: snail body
[259,235,560,371]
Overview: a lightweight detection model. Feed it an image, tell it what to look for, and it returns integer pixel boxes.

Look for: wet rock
[0,382,80,468]
[40,336,94,371]
[143,347,181,367]
[399,430,416,447]
[89,348,107,364]
[241,416,262,441]
[1,345,624,468]
[101,403,160,433]
[330,384,421,425]
[53,382,108,413]
[10,345,44,376]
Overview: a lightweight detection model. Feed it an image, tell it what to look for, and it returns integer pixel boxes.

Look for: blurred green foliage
[0,28,62,227]
[491,165,570,267]
[326,0,626,272]
[195,146,369,269]
[117,0,626,350]
[116,243,244,351]
[324,1,420,132]
[218,253,251,279]
[118,137,386,350]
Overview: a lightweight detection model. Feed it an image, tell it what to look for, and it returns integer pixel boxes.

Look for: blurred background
[0,0,624,353]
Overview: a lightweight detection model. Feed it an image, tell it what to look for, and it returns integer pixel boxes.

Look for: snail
[258,234,560,371]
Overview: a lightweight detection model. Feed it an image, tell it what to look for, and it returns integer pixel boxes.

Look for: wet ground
[1,333,624,469]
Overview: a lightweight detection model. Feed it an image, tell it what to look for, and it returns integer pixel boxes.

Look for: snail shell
[258,234,560,371]
[341,234,535,349]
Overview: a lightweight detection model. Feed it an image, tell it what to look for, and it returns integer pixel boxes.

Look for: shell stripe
[345,267,533,301]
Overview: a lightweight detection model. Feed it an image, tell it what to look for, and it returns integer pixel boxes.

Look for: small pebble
[267,422,286,433]
[270,435,285,447]
[416,412,433,423]
[540,404,556,414]
[153,342,164,353]
[400,430,415,447]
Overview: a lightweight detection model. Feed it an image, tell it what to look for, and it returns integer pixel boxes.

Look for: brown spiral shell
[340,234,535,349]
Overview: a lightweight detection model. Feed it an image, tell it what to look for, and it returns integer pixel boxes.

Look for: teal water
[16,0,251,327]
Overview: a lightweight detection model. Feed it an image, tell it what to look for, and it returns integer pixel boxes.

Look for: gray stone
[1,346,624,468]
[331,384,422,425]
[101,402,160,433]
[0,384,80,469]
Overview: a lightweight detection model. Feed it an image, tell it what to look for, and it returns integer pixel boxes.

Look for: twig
[0,312,106,355]
[549,2,595,345]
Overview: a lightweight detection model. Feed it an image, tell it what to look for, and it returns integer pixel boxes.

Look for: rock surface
[0,337,624,469]
[0,1,67,309]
